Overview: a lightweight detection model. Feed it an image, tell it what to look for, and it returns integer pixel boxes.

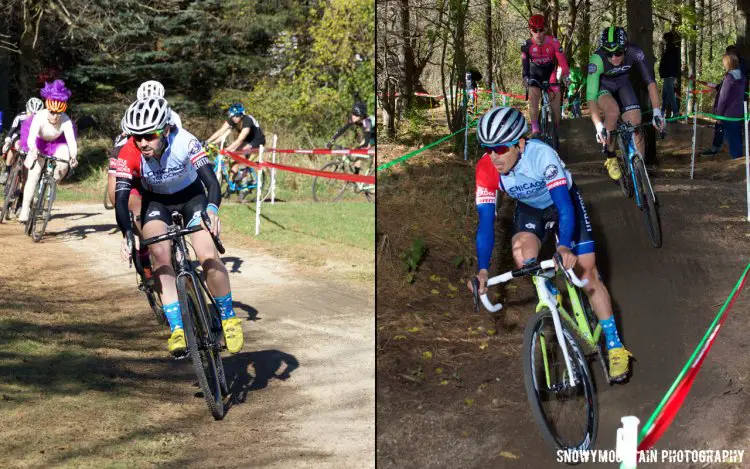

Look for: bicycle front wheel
[1,162,21,223]
[522,309,597,452]
[31,178,55,243]
[312,161,349,203]
[178,274,225,420]
[633,157,662,248]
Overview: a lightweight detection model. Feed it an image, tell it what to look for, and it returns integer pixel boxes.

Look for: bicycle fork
[532,275,578,388]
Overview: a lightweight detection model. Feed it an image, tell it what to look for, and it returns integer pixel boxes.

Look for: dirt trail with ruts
[377,117,750,468]
[0,203,374,469]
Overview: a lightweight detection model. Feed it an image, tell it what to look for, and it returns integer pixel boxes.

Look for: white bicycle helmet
[122,97,170,134]
[137,80,165,99]
[476,106,528,146]
[26,97,44,113]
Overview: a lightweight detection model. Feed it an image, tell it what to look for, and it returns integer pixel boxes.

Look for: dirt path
[376,120,750,468]
[0,203,374,469]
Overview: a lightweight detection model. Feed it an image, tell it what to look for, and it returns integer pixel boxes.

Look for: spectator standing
[702,46,748,155]
[712,53,746,159]
[658,31,680,118]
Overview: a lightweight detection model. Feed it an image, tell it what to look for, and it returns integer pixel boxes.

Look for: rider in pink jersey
[522,14,570,140]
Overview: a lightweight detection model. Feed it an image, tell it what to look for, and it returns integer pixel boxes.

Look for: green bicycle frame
[531,274,602,348]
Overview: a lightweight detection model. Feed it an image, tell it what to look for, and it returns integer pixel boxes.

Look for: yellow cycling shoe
[168,328,187,355]
[608,346,633,382]
[222,317,244,354]
[604,157,622,180]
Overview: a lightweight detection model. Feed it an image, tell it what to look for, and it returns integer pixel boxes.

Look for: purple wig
[40,80,72,102]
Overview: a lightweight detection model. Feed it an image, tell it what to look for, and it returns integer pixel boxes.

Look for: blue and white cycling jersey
[474,139,580,271]
[475,139,572,209]
[115,127,210,195]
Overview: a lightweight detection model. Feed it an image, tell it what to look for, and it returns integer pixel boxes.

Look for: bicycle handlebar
[474,257,588,313]
[139,211,226,255]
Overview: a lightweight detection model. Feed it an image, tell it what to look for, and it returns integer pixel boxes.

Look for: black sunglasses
[607,50,625,58]
[531,28,544,33]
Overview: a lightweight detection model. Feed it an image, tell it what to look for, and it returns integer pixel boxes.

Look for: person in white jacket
[18,80,78,223]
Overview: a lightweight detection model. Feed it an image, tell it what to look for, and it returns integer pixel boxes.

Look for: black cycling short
[528,63,558,89]
[598,76,640,112]
[512,185,595,255]
[140,181,207,229]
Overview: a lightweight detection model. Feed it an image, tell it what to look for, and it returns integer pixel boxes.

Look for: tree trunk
[626,0,657,163]
[485,0,493,87]
[698,0,704,73]
[576,0,591,71]
[687,0,697,115]
[442,0,468,136]
[737,0,750,59]
[551,0,560,38]
[708,0,713,63]
[399,0,415,114]
[565,0,579,64]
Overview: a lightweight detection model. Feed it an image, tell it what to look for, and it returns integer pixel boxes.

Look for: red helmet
[529,14,545,30]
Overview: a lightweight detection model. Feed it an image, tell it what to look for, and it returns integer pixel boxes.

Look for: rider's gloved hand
[69,156,78,169]
[652,108,666,131]
[562,75,571,88]
[466,269,489,296]
[2,137,11,154]
[595,122,608,145]
[523,76,530,90]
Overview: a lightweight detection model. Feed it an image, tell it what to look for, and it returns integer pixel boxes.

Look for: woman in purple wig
[19,79,78,223]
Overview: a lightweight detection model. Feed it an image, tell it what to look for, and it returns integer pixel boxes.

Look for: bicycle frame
[480,259,592,389]
[617,125,657,209]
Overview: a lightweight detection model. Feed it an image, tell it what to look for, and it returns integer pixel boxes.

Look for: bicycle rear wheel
[312,160,349,202]
[31,178,55,243]
[1,162,21,223]
[177,273,225,420]
[633,157,662,248]
[522,309,597,452]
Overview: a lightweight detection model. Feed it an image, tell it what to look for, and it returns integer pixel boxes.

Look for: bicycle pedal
[171,349,189,360]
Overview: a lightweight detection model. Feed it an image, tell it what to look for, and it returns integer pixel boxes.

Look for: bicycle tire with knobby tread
[1,162,21,223]
[312,160,349,203]
[31,178,55,243]
[522,308,598,453]
[633,157,662,247]
[177,274,225,420]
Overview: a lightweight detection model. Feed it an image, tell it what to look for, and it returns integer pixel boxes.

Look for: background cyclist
[1,98,44,185]
[204,102,266,184]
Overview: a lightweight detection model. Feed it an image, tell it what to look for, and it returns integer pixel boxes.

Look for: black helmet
[600,26,628,53]
[352,101,368,117]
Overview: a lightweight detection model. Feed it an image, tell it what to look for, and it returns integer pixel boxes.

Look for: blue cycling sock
[164,301,183,332]
[215,293,236,321]
[600,316,623,350]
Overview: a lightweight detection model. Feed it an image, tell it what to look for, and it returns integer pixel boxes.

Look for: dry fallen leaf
[447,283,458,292]
[393,335,407,340]
[435,367,444,374]
[487,329,497,336]
[464,398,474,407]
[498,451,519,460]
[406,327,421,333]
[479,342,488,350]
[430,274,442,282]
[439,379,449,385]
[431,289,440,295]
[422,351,433,359]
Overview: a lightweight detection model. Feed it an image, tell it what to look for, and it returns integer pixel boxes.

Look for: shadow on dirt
[45,222,119,240]
[224,349,300,406]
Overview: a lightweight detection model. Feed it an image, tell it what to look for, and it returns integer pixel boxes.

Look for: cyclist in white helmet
[107,81,184,274]
[114,97,244,356]
[136,80,183,128]
[1,98,44,185]
[468,106,632,382]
